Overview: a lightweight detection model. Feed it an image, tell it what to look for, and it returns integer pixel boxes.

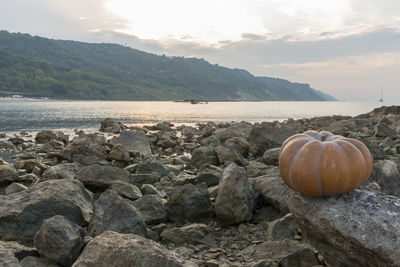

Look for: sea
[0,100,397,134]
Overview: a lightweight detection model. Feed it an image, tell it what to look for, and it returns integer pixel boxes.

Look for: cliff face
[0,30,335,101]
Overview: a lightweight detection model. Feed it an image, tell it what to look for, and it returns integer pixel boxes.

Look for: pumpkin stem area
[320,133,330,142]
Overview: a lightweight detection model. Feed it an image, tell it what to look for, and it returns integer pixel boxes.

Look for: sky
[1,0,399,101]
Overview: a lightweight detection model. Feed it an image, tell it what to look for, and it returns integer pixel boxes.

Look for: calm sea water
[0,100,397,134]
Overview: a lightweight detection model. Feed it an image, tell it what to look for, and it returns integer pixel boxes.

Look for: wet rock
[161,223,216,246]
[72,231,192,267]
[34,215,85,266]
[110,180,142,200]
[110,131,151,156]
[238,239,319,267]
[196,165,223,187]
[190,146,219,169]
[42,163,79,180]
[132,195,167,225]
[108,144,130,162]
[0,179,92,244]
[287,190,400,267]
[215,143,247,167]
[5,182,27,195]
[20,256,60,267]
[369,160,400,196]
[249,125,296,157]
[0,240,37,260]
[88,189,147,237]
[99,118,126,133]
[215,163,256,225]
[262,148,280,166]
[0,163,18,185]
[167,183,213,223]
[76,164,132,191]
[266,213,298,241]
[62,134,107,165]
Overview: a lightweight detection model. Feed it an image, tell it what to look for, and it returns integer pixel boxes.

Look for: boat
[379,89,383,102]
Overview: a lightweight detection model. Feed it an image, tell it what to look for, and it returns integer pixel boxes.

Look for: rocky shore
[0,105,400,267]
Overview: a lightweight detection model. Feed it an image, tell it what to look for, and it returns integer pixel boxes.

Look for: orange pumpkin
[279,130,373,197]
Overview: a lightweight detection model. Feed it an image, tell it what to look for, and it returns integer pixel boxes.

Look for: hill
[0,30,335,101]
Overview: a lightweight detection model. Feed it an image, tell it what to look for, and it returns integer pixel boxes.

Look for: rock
[180,126,201,137]
[99,118,126,133]
[224,136,249,156]
[215,143,247,166]
[108,144,130,162]
[266,213,298,241]
[161,223,216,246]
[262,148,280,166]
[0,247,20,267]
[35,131,67,144]
[287,190,400,267]
[132,195,167,225]
[34,215,85,266]
[190,146,219,169]
[110,131,151,156]
[154,121,174,131]
[246,161,278,178]
[374,122,397,139]
[214,163,256,225]
[72,231,192,267]
[172,173,197,186]
[110,180,142,200]
[88,189,147,237]
[14,159,47,174]
[238,239,319,267]
[5,182,27,195]
[196,165,223,187]
[135,160,169,179]
[167,183,213,223]
[0,179,92,244]
[9,137,25,146]
[0,140,15,150]
[213,122,253,142]
[255,171,292,214]
[42,163,79,180]
[20,256,60,267]
[0,240,37,260]
[326,119,356,136]
[62,134,107,165]
[369,160,400,196]
[141,184,160,195]
[76,164,132,191]
[364,105,400,118]
[0,163,18,185]
[249,125,296,157]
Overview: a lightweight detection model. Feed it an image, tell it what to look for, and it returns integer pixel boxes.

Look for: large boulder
[110,131,151,156]
[42,163,80,180]
[76,165,132,191]
[249,124,296,157]
[214,163,256,225]
[166,183,213,223]
[287,190,400,267]
[0,179,93,244]
[34,215,85,266]
[369,160,400,196]
[190,146,219,169]
[132,195,167,225]
[72,231,192,267]
[62,134,107,165]
[0,162,18,185]
[88,189,147,237]
[99,118,126,133]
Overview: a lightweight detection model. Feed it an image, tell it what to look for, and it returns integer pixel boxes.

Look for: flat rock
[110,131,151,156]
[5,182,27,195]
[0,179,93,244]
[266,213,298,241]
[72,231,194,267]
[160,223,216,246]
[110,180,142,200]
[287,190,400,267]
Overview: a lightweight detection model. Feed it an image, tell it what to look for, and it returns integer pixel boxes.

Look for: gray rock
[262,148,280,166]
[88,189,147,237]
[215,163,256,225]
[141,184,159,195]
[0,240,37,260]
[215,143,247,166]
[374,122,397,139]
[108,144,130,162]
[110,131,151,156]
[190,146,219,169]
[369,160,400,196]
[62,134,107,165]
[213,122,253,142]
[42,163,79,180]
[5,182,27,195]
[0,179,92,244]
[246,161,278,178]
[34,215,85,266]
[110,180,142,200]
[72,231,192,267]
[266,213,298,241]
[196,165,222,187]
[0,163,18,185]
[224,136,249,156]
[36,131,67,144]
[238,239,319,267]
[76,164,132,191]
[99,118,126,133]
[132,195,167,225]
[249,124,295,157]
[20,256,60,267]
[135,160,169,179]
[0,247,20,267]
[180,126,201,137]
[14,159,47,174]
[160,223,216,246]
[167,183,213,223]
[287,189,400,267]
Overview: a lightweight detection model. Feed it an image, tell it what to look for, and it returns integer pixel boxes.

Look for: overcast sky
[1,0,399,101]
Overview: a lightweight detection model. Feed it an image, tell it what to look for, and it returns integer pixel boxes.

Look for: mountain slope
[0,30,336,101]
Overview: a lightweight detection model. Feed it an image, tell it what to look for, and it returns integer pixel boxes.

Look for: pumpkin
[279,130,373,197]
